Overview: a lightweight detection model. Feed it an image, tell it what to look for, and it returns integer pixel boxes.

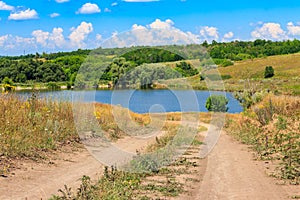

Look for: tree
[2,77,15,92]
[264,66,274,78]
[205,95,229,112]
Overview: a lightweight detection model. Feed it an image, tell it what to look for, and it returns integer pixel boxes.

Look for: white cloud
[96,34,102,41]
[69,21,93,48]
[55,0,69,3]
[8,9,38,20]
[0,1,14,11]
[32,30,49,47]
[104,8,111,12]
[287,22,300,36]
[49,28,65,48]
[132,24,147,30]
[102,19,200,48]
[111,2,118,6]
[0,35,9,46]
[0,34,36,54]
[76,3,100,14]
[32,27,66,48]
[50,13,60,18]
[148,19,174,29]
[251,22,287,40]
[223,32,234,39]
[123,0,159,2]
[199,26,219,41]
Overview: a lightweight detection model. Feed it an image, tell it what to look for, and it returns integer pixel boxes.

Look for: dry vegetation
[183,54,300,94]
[51,116,207,200]
[226,94,300,184]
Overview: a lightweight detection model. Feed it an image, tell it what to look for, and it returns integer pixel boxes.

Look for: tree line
[1,39,300,85]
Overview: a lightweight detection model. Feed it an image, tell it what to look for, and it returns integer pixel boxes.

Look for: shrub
[205,95,229,112]
[264,66,275,78]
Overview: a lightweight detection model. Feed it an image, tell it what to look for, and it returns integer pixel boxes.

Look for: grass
[51,111,206,199]
[226,94,300,184]
[218,53,300,80]
[0,92,155,177]
[0,92,77,159]
[180,54,300,95]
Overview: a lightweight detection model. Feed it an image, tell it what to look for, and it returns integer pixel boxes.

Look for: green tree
[2,77,14,85]
[205,95,229,112]
[2,77,15,92]
[264,66,275,78]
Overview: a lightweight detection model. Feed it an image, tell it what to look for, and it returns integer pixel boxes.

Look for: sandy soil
[0,148,103,200]
[194,131,300,200]
[0,129,166,200]
[0,124,299,200]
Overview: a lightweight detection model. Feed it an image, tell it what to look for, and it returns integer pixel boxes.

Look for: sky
[1,0,300,55]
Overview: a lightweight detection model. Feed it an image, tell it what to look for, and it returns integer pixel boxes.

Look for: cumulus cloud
[0,1,14,11]
[251,22,287,40]
[32,30,49,47]
[111,2,118,6]
[149,19,174,29]
[69,21,93,48]
[50,13,60,18]
[223,32,234,39]
[55,0,69,3]
[0,34,36,54]
[8,9,38,20]
[76,3,100,14]
[32,27,66,49]
[199,26,219,41]
[102,19,200,48]
[287,22,300,36]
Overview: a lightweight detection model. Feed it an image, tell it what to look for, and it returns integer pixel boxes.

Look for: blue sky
[1,0,300,55]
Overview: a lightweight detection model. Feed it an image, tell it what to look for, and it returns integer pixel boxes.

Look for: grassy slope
[178,53,300,94]
[218,53,300,79]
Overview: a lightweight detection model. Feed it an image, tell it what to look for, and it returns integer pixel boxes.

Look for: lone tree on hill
[264,66,274,78]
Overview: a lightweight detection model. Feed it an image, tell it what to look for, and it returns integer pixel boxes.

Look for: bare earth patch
[0,124,299,200]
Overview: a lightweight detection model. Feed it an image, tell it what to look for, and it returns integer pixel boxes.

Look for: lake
[18,89,243,114]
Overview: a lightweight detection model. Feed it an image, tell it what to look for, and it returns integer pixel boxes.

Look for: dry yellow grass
[218,53,300,80]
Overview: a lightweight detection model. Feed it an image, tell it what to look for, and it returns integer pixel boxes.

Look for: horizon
[1,0,300,55]
[1,38,300,57]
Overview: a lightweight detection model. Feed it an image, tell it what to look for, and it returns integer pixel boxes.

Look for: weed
[226,94,300,184]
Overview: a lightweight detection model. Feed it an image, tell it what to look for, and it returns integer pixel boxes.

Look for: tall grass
[226,94,300,184]
[0,93,77,158]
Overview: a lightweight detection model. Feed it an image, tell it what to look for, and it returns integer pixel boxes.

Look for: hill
[185,53,300,95]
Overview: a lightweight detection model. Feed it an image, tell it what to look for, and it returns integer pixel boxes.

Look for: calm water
[18,89,243,114]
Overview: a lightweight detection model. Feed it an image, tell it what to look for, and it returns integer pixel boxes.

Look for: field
[176,53,300,95]
[1,50,300,199]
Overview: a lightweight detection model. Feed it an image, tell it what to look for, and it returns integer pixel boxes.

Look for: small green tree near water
[264,66,274,78]
[205,95,229,112]
[2,77,15,92]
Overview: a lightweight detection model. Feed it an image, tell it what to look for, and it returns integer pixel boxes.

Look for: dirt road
[0,129,165,200]
[195,131,299,200]
[1,124,299,200]
[0,149,103,200]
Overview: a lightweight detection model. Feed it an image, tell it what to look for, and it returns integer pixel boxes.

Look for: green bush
[264,66,275,78]
[205,95,229,112]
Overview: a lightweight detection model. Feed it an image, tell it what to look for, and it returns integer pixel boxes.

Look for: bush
[213,58,234,67]
[205,95,229,112]
[264,66,274,78]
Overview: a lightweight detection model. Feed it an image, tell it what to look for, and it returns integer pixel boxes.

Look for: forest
[1,39,300,87]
